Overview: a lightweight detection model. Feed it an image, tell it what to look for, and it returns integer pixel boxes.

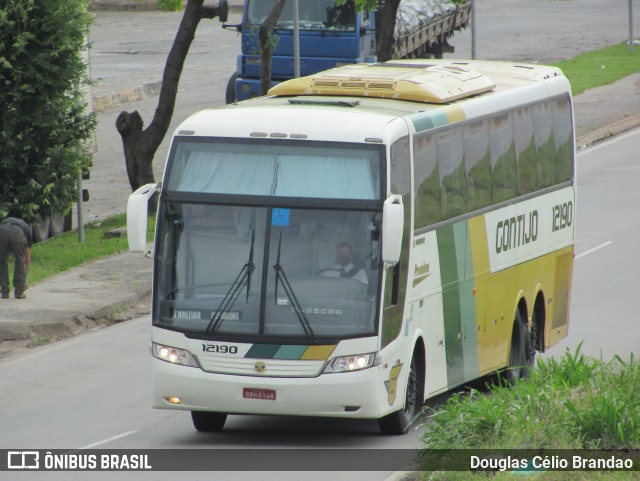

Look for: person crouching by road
[0,217,33,299]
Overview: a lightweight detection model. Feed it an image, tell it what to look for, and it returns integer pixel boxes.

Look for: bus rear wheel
[191,411,227,432]
[378,355,419,435]
[503,309,531,385]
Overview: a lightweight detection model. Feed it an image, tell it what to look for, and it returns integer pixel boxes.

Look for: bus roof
[267,60,565,104]
[175,60,570,140]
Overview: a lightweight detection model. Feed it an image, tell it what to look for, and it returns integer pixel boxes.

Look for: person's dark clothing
[0,217,33,298]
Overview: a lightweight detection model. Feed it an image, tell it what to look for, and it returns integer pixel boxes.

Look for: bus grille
[196,356,325,378]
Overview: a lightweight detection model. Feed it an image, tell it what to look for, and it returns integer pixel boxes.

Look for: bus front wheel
[378,354,419,435]
[191,411,227,432]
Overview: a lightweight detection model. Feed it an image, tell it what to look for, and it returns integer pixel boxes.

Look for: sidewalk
[1,3,640,358]
[0,248,154,357]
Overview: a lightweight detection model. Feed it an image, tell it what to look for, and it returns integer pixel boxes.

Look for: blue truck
[223,0,471,103]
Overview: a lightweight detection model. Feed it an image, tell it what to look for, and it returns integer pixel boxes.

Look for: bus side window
[463,120,491,211]
[490,113,516,204]
[533,103,556,189]
[382,136,411,347]
[413,133,440,229]
[552,96,574,183]
[437,128,466,220]
[514,107,537,196]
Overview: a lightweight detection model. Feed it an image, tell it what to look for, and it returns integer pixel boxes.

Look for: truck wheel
[191,411,227,432]
[225,72,238,104]
[378,355,419,435]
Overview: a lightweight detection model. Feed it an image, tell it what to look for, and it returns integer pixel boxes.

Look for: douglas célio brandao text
[470,454,635,471]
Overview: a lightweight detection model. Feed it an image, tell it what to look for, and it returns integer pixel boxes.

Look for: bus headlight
[323,352,380,374]
[152,342,199,367]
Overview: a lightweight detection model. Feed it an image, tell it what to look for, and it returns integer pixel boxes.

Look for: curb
[89,0,162,11]
[576,112,640,149]
[92,81,163,113]
[88,1,244,13]
[0,291,151,358]
[384,471,421,481]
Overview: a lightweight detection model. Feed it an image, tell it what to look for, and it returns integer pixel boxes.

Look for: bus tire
[378,354,419,435]
[225,72,238,104]
[522,310,536,380]
[503,309,527,385]
[191,411,227,432]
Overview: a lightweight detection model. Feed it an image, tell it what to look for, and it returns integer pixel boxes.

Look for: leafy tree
[0,0,96,222]
[116,0,227,211]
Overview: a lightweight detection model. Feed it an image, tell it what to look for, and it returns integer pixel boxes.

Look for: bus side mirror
[127,183,158,252]
[382,194,404,265]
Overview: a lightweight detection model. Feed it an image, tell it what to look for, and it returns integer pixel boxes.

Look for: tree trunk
[259,0,287,96]
[376,0,401,63]
[116,0,227,211]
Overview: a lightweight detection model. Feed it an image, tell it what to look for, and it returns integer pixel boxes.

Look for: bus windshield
[165,138,380,200]
[246,0,356,31]
[155,203,381,340]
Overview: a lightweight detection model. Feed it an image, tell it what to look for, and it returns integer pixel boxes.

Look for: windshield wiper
[205,231,256,335]
[273,232,315,341]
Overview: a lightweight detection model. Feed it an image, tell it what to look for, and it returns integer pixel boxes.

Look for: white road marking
[79,430,139,449]
[575,241,613,260]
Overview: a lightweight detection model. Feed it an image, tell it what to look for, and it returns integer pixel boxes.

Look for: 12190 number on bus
[202,344,238,354]
[552,201,573,232]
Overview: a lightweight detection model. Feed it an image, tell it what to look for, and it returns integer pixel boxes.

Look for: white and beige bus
[127,60,575,435]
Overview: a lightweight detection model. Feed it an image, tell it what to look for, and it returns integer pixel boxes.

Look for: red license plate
[243,388,276,401]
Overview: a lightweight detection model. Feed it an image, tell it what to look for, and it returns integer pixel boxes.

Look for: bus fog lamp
[324,352,379,374]
[152,342,198,367]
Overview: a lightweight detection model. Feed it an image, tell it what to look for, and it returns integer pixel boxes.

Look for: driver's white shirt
[321,262,368,287]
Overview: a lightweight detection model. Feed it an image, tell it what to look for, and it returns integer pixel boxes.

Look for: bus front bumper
[152,358,385,419]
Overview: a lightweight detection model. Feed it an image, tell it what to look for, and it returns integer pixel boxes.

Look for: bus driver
[319,242,368,292]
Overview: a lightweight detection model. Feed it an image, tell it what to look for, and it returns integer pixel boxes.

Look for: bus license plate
[243,388,276,401]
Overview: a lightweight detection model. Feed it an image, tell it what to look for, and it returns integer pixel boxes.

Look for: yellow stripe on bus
[467,216,494,373]
[300,345,337,360]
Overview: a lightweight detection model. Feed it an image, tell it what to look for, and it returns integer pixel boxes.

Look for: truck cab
[224,0,377,103]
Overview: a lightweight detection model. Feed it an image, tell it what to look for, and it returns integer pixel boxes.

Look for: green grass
[553,42,640,95]
[420,345,640,480]
[27,335,52,348]
[5,213,155,287]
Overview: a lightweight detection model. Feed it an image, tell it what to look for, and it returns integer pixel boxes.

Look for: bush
[420,347,640,480]
[422,345,640,451]
[0,0,96,222]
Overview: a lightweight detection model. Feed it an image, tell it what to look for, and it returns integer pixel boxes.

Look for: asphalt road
[550,128,640,361]
[0,314,429,481]
[3,127,640,480]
